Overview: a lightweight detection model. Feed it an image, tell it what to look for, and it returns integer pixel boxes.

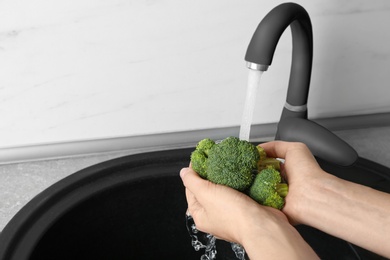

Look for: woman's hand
[180,167,286,243]
[259,141,330,225]
[180,166,319,259]
[260,141,390,258]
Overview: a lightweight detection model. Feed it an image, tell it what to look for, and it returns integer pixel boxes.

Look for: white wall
[1,0,390,148]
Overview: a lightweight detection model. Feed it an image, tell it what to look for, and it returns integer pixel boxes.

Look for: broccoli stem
[276,183,288,198]
[257,158,281,171]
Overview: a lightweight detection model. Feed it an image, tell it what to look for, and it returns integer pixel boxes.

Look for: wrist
[283,169,339,226]
[238,207,284,258]
[240,207,319,259]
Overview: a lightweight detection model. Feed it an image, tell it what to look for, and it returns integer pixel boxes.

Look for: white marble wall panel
[1,0,390,148]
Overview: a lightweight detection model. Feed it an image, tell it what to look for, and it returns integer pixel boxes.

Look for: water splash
[186,213,217,259]
[231,242,246,260]
[239,69,264,141]
[186,213,248,259]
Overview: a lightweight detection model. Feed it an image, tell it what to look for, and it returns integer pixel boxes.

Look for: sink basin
[0,147,389,259]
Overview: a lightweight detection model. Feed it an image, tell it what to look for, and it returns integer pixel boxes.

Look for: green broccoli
[248,167,288,209]
[191,137,259,191]
[190,138,215,178]
[190,137,288,210]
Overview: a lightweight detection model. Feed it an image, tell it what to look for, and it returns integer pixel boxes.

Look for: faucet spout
[244,3,358,166]
[245,2,313,119]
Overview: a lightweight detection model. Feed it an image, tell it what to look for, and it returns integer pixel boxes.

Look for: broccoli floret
[206,137,259,191]
[190,137,288,209]
[248,167,288,209]
[190,138,215,178]
[191,137,259,191]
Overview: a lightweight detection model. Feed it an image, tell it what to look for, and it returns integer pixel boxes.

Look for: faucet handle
[276,118,358,167]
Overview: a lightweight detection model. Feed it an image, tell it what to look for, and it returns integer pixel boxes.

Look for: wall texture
[1,0,390,148]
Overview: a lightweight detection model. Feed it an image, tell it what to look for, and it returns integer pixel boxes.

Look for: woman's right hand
[259,141,331,225]
[260,141,390,258]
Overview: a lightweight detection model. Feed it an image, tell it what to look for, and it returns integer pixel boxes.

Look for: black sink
[0,147,389,259]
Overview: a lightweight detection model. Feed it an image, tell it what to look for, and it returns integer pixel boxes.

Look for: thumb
[180,167,207,195]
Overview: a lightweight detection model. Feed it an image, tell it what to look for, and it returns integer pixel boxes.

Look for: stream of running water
[239,69,264,141]
[186,69,264,259]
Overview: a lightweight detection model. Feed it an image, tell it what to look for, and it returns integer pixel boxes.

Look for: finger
[182,172,208,228]
[258,141,290,159]
[185,187,204,217]
[185,187,196,208]
[180,167,210,199]
[260,141,314,159]
[279,163,288,181]
[185,185,203,211]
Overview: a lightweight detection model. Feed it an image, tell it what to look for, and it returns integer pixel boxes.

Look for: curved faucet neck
[244,3,358,166]
[245,3,313,120]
